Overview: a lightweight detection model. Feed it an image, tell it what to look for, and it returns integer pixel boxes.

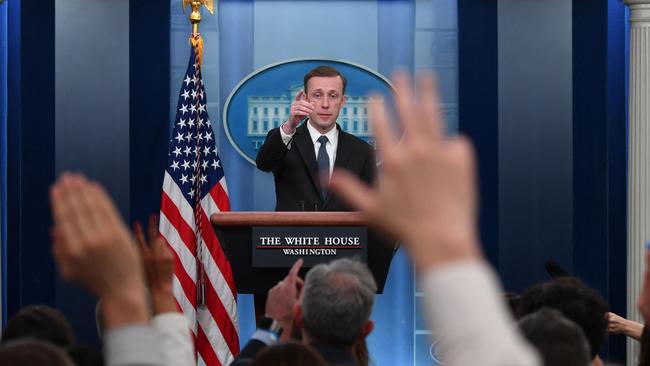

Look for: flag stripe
[202,267,240,356]
[197,324,222,366]
[209,179,231,212]
[161,234,198,308]
[159,211,197,284]
[198,206,238,301]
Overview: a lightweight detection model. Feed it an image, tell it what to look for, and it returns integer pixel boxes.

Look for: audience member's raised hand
[49,173,148,329]
[265,259,304,339]
[606,312,643,340]
[134,215,177,314]
[330,72,481,271]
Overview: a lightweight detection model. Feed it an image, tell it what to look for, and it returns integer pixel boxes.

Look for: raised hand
[329,72,481,271]
[134,215,177,314]
[283,90,314,134]
[49,173,149,328]
[265,258,304,337]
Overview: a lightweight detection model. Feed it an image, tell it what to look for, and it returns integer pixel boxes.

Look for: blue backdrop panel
[54,0,132,347]
[497,0,574,292]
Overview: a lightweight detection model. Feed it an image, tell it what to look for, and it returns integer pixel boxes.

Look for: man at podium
[256,66,376,211]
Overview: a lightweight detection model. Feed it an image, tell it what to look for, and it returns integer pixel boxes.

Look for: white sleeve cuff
[279,123,295,146]
[104,324,163,366]
[422,261,540,366]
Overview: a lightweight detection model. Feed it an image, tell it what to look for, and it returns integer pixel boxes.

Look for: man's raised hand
[283,90,314,134]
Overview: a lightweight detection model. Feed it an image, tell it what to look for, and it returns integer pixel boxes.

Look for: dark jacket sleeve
[255,127,290,173]
[230,339,268,366]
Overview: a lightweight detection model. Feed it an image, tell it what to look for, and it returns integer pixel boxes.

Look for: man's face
[305,76,346,132]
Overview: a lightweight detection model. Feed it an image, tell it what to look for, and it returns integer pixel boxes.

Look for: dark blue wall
[6,0,57,322]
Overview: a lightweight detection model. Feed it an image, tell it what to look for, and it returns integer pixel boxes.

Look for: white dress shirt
[280,120,339,178]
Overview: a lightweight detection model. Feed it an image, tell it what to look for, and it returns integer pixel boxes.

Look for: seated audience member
[328,72,540,365]
[49,174,164,366]
[607,311,643,341]
[251,341,327,366]
[234,257,376,366]
[0,338,75,366]
[516,277,609,361]
[518,308,591,366]
[1,304,75,347]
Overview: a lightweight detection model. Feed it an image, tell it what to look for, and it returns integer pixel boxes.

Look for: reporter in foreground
[329,71,540,366]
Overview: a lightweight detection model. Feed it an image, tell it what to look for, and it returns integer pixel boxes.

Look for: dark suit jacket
[256,122,376,211]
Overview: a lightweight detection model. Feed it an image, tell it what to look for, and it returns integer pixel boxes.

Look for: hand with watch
[261,259,304,342]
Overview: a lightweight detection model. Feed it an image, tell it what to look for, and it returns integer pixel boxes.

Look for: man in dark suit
[256,65,376,211]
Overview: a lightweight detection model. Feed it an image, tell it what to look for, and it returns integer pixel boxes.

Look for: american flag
[159,36,239,365]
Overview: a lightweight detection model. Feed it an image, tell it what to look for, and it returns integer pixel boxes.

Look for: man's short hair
[517,277,609,358]
[0,339,75,366]
[301,258,377,346]
[303,66,347,95]
[519,308,591,366]
[1,305,75,347]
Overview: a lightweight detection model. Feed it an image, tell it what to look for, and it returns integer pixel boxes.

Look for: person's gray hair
[301,258,377,345]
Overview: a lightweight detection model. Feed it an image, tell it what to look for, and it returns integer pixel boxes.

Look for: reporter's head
[297,258,376,346]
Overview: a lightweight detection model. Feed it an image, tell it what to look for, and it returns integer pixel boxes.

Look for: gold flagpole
[183,0,215,65]
[181,0,215,307]
[182,0,215,35]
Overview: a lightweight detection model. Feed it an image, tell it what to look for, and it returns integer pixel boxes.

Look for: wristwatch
[259,316,283,338]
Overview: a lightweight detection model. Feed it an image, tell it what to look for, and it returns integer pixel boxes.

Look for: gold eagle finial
[182,0,215,34]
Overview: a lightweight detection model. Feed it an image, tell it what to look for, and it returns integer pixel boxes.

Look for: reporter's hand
[607,312,643,340]
[50,173,148,328]
[265,259,304,335]
[283,91,313,134]
[134,214,177,314]
[329,72,481,271]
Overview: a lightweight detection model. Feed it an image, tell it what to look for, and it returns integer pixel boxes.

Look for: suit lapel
[293,124,324,199]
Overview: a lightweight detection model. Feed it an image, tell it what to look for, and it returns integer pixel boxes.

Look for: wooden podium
[210,212,395,297]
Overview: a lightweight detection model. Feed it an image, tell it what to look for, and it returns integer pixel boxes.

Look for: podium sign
[252,226,367,267]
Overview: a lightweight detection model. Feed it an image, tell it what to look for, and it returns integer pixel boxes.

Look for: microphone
[544,260,571,279]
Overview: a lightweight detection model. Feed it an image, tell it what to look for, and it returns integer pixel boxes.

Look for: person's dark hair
[250,341,327,366]
[1,305,75,347]
[67,344,104,366]
[519,308,591,366]
[301,258,376,346]
[0,338,75,366]
[517,277,609,358]
[303,65,347,95]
